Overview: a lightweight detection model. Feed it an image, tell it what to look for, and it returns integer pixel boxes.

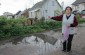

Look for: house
[29,0,62,20]
[3,12,14,19]
[14,8,30,18]
[72,0,85,12]
[14,11,22,18]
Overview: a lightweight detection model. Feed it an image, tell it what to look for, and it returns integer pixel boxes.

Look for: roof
[28,8,31,11]
[30,1,45,11]
[55,0,62,8]
[72,0,85,5]
[3,12,13,16]
[15,11,22,15]
[30,0,61,11]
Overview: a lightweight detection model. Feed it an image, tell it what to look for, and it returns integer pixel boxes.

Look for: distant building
[14,11,22,18]
[29,0,62,20]
[14,8,30,18]
[72,0,85,12]
[3,12,14,19]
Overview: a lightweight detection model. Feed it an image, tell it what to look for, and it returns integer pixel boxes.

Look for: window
[45,10,47,13]
[31,12,32,17]
[52,1,55,6]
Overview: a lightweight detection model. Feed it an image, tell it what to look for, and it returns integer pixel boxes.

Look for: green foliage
[75,14,85,23]
[0,16,62,40]
[34,21,62,30]
[76,14,81,22]
[1,15,85,41]
[79,19,85,23]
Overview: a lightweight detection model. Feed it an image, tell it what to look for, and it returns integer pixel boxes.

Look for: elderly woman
[50,6,78,52]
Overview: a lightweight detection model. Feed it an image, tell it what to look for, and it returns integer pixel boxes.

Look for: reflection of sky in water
[0,35,58,55]
[22,35,45,45]
[21,35,58,55]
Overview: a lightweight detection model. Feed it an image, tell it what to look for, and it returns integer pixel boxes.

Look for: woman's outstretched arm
[51,15,63,21]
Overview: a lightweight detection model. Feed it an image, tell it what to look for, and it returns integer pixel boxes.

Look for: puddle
[0,33,59,55]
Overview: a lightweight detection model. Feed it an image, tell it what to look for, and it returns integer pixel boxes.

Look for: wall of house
[72,3,85,12]
[72,5,78,11]
[7,16,13,19]
[35,10,41,19]
[79,3,85,11]
[29,9,38,18]
[29,0,62,20]
[29,11,33,18]
[14,12,22,18]
[41,0,62,20]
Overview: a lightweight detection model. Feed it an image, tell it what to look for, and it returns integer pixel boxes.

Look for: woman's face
[65,8,72,14]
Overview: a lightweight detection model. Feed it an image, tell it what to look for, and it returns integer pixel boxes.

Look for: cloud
[0,0,75,15]
[0,0,32,15]
[58,0,76,9]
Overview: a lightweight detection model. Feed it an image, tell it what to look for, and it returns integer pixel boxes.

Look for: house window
[52,1,55,6]
[45,10,47,13]
[31,12,32,17]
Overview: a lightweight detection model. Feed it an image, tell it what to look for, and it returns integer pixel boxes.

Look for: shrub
[0,16,62,40]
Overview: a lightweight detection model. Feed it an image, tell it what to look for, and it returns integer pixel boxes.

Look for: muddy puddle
[0,30,61,55]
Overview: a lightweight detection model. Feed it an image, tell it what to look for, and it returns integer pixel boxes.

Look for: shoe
[66,50,72,53]
[62,50,66,52]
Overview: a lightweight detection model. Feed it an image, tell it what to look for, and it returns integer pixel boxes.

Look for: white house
[14,11,22,18]
[3,12,14,19]
[14,9,30,18]
[29,0,62,20]
[72,0,85,12]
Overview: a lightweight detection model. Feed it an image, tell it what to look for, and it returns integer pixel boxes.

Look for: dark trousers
[63,34,74,51]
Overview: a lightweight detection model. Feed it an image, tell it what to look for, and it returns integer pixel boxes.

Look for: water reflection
[22,35,44,45]
[10,33,58,45]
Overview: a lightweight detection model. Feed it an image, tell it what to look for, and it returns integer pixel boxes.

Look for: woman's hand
[48,16,51,19]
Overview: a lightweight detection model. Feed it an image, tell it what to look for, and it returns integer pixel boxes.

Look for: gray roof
[30,1,45,11]
[28,8,31,11]
[15,11,22,15]
[72,0,85,5]
[30,0,61,11]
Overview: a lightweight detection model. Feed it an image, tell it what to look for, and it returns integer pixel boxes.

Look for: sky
[0,0,76,15]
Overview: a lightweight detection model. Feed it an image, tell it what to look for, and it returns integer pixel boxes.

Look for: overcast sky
[0,0,76,15]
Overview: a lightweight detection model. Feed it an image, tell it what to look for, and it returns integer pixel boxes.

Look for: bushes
[75,14,85,23]
[0,16,62,40]
[1,15,85,41]
[0,17,28,40]
[79,19,85,23]
[34,21,62,30]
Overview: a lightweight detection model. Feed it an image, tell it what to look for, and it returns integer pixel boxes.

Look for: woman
[50,6,78,52]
